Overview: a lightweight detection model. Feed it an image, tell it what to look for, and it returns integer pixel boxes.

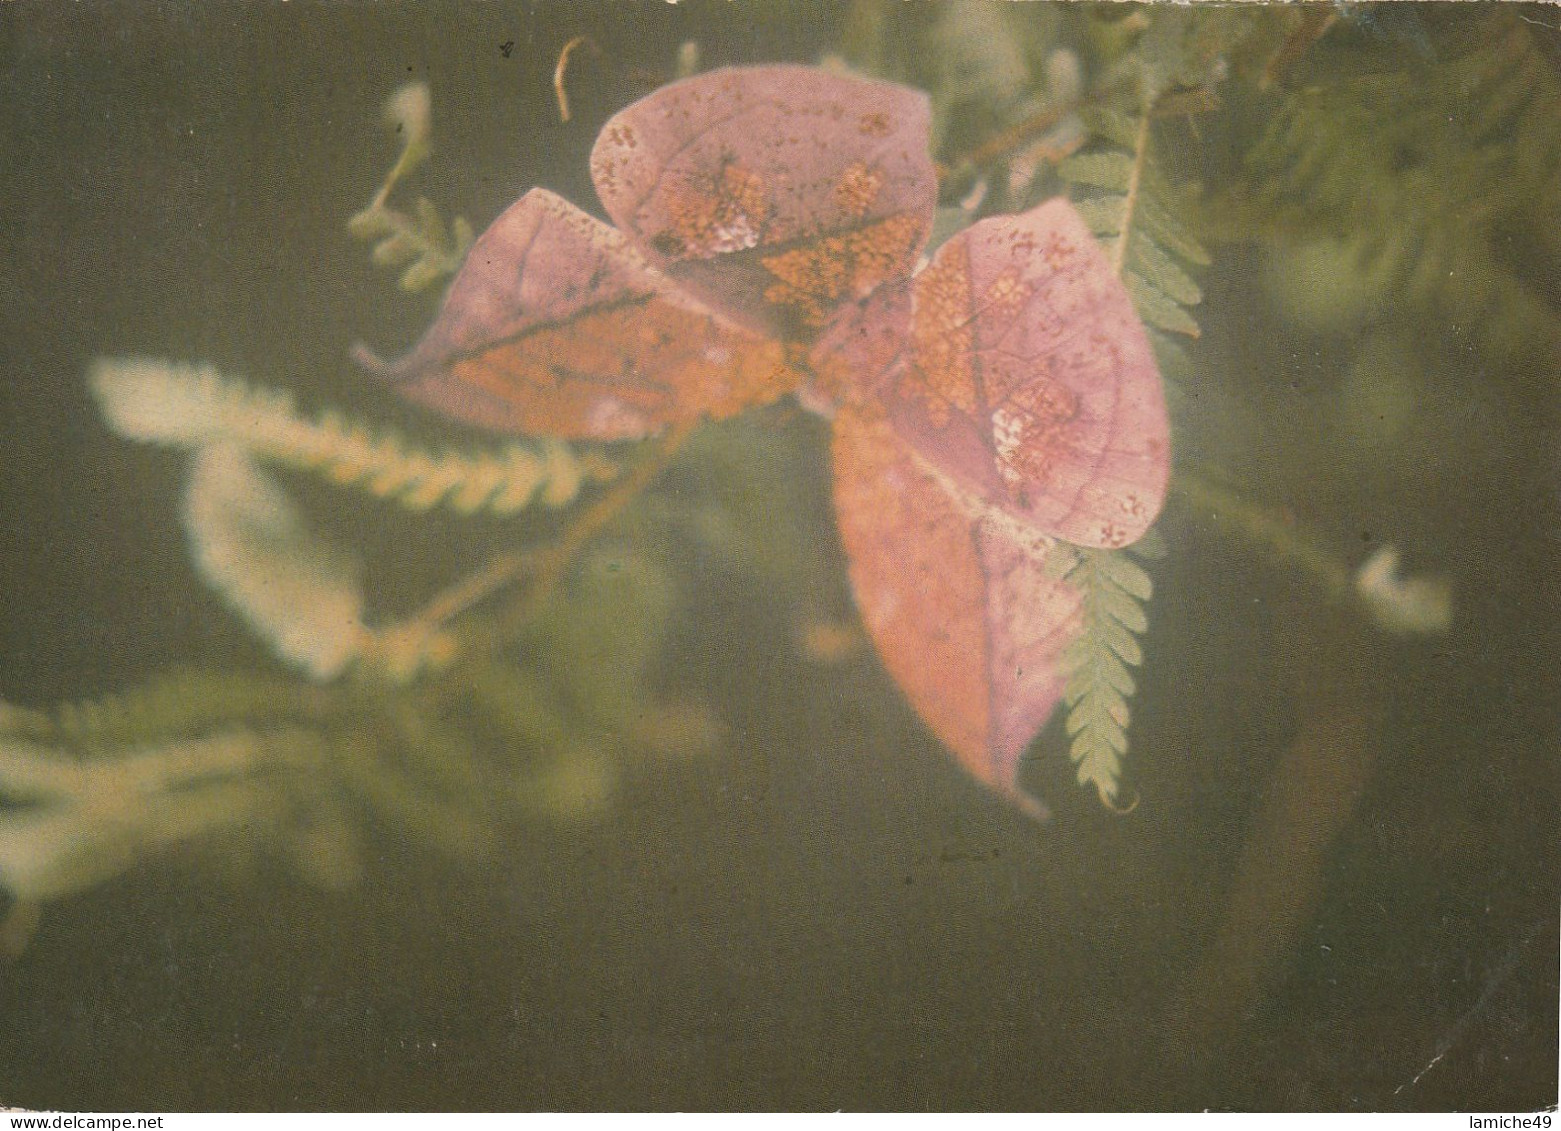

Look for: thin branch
[1171,468,1354,601]
[1113,108,1152,277]
[499,417,698,636]
[385,418,699,677]
[936,98,1085,184]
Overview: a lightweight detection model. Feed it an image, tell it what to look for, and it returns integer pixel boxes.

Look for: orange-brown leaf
[355,189,801,440]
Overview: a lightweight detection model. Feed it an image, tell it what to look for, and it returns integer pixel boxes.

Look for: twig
[1113,107,1152,277]
[386,418,698,676]
[936,98,1086,184]
[499,417,698,636]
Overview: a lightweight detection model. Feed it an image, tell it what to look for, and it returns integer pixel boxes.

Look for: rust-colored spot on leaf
[906,237,977,427]
[983,266,1031,313]
[834,161,885,219]
[759,212,925,330]
[663,162,770,261]
[858,110,892,137]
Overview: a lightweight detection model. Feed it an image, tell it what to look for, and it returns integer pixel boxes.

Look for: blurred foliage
[1059,107,1209,382]
[347,81,475,293]
[1234,8,1561,367]
[0,532,724,916]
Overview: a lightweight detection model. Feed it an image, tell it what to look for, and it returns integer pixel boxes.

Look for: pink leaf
[590,65,937,341]
[831,404,1085,818]
[879,199,1171,549]
[354,188,800,440]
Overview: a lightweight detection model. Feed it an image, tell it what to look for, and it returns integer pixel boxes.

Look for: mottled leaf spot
[859,110,892,137]
[983,267,1030,313]
[1040,232,1076,271]
[834,161,885,219]
[664,161,770,260]
[992,380,1080,492]
[906,240,977,427]
[1096,522,1130,548]
[759,212,924,329]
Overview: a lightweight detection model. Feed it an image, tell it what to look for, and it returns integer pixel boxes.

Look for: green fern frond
[1116,5,1268,102]
[1246,11,1560,232]
[0,679,359,901]
[1060,105,1208,383]
[91,358,618,516]
[1055,543,1155,807]
[182,444,371,681]
[1048,95,1194,810]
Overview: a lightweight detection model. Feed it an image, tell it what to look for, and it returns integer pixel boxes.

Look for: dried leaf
[347,66,1174,817]
[831,407,1083,818]
[591,65,937,340]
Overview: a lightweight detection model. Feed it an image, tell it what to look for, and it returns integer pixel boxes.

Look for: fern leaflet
[1055,544,1155,807]
[1050,99,1196,808]
[1059,105,1208,384]
[348,82,474,293]
[1236,9,1561,362]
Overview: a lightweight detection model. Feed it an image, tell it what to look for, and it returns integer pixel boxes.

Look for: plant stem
[936,98,1085,183]
[392,418,700,673]
[498,418,699,636]
[1170,468,1354,601]
[1113,107,1152,277]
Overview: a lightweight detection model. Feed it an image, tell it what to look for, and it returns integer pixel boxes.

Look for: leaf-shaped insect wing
[590,65,938,342]
[881,198,1171,549]
[355,189,801,441]
[831,405,1084,819]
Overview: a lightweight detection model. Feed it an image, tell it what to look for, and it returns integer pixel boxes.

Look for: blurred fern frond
[348,82,474,293]
[4,667,328,751]
[182,444,371,681]
[350,197,475,295]
[0,536,721,910]
[92,358,618,516]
